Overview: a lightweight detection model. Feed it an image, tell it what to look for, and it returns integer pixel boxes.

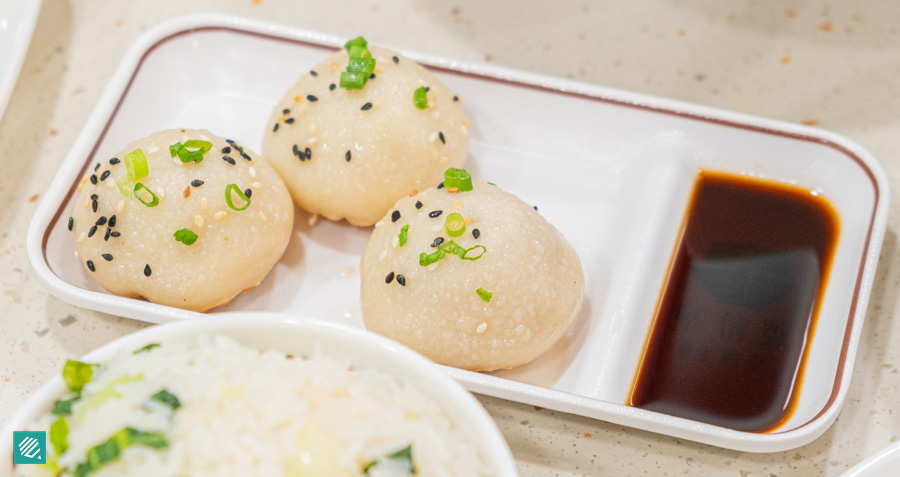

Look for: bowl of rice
[1,313,518,476]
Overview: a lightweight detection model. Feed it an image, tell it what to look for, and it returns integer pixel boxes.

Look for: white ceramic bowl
[0,312,519,476]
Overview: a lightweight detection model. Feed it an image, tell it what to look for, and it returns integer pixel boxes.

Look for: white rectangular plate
[0,0,42,120]
[26,13,889,452]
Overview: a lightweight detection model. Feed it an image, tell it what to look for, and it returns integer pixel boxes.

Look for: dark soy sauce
[630,171,838,432]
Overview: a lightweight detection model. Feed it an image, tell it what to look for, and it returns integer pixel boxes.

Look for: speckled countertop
[2,1,900,476]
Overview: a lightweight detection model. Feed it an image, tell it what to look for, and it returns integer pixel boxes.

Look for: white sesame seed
[392,235,399,248]
[341,267,354,276]
[201,197,208,210]
[454,199,461,209]
[258,211,268,221]
[253,182,263,189]
[199,134,210,141]
[194,215,203,227]
[118,200,125,212]
[215,211,227,220]
[172,156,181,165]
[429,131,438,142]
[308,214,318,226]
[77,232,86,242]
[157,187,165,198]
[476,322,487,334]
[378,249,388,261]
[427,262,438,271]
[432,224,442,233]
[375,220,384,228]
[74,251,79,258]
[249,166,257,178]
[307,137,317,145]
[84,197,90,208]
[147,146,159,154]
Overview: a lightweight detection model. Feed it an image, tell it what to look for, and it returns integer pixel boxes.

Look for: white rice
[16,335,493,477]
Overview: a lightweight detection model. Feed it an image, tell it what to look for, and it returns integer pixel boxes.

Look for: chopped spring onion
[173,228,198,245]
[444,213,466,237]
[440,240,466,258]
[116,175,135,200]
[62,360,95,392]
[76,374,143,422]
[52,392,81,416]
[225,183,251,211]
[476,288,493,302]
[132,343,160,354]
[462,244,486,260]
[124,149,148,181]
[150,389,181,410]
[133,183,159,207]
[72,428,168,477]
[413,86,429,109]
[443,168,473,192]
[418,249,445,266]
[169,140,212,163]
[340,35,376,90]
[50,417,69,456]
[184,139,212,154]
[363,444,415,474]
[398,224,409,247]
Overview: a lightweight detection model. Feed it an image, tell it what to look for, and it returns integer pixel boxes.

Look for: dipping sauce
[630,171,838,432]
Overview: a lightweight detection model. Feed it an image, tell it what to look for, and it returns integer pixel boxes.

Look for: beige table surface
[3,1,900,475]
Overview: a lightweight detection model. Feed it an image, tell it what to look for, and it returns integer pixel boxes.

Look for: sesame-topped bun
[69,129,294,312]
[262,39,469,226]
[360,169,584,372]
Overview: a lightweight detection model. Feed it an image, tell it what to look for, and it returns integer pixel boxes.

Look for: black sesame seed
[533,205,538,211]
[424,87,430,93]
[415,201,423,209]
[438,132,446,144]
[453,95,459,102]
[67,217,73,231]
[431,237,444,248]
[104,227,111,241]
[437,181,445,189]
[396,274,406,286]
[222,156,236,165]
[369,73,376,79]
[292,144,300,156]
[345,150,352,162]
[88,225,98,237]
[94,162,101,172]
[221,146,232,154]
[392,55,399,64]
[91,194,98,200]
[472,228,480,239]
[109,215,116,227]
[144,264,152,277]
[226,139,235,144]
[361,102,373,111]
[385,271,395,284]
[191,180,204,187]
[329,83,336,91]
[240,151,252,161]
[244,188,252,198]
[91,200,98,213]
[86,260,95,272]
[391,210,401,222]
[90,174,97,185]
[310,70,318,77]
[284,117,295,124]
[100,170,111,181]
[428,210,443,218]
[282,108,290,114]
[95,216,107,226]
[110,231,120,238]
[307,95,318,102]
[305,147,312,160]
[109,157,121,165]
[101,253,113,261]
[273,123,280,133]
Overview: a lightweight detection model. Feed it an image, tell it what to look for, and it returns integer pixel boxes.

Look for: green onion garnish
[419,249,445,266]
[132,343,160,354]
[399,224,409,247]
[445,213,466,237]
[52,392,81,416]
[124,149,148,181]
[173,228,198,245]
[413,86,429,110]
[225,183,251,211]
[364,444,415,474]
[340,35,376,90]
[169,140,212,163]
[133,183,159,207]
[443,168,473,192]
[62,360,95,393]
[116,175,135,200]
[462,245,486,260]
[72,428,168,477]
[184,139,212,154]
[50,417,69,456]
[476,288,493,302]
[150,389,181,410]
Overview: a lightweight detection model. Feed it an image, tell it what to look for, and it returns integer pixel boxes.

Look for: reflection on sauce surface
[630,171,839,432]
